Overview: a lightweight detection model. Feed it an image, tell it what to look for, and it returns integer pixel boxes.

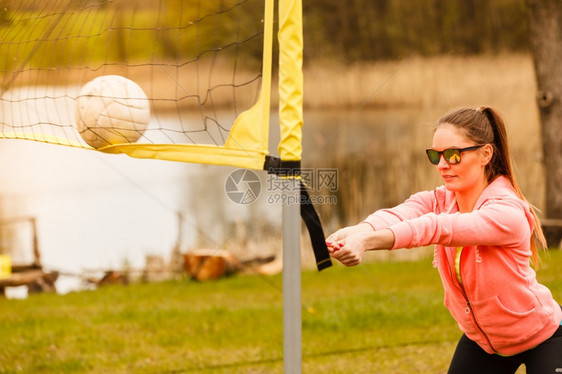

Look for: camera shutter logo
[225,169,261,204]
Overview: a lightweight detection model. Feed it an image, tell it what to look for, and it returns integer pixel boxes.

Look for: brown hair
[436,107,546,267]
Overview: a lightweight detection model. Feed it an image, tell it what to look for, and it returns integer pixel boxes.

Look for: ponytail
[480,107,546,268]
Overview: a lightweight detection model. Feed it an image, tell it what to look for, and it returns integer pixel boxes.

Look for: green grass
[1,250,561,373]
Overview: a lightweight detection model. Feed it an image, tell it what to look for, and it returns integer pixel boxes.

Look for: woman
[327,107,562,373]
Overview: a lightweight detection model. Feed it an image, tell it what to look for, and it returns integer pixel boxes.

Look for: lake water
[0,107,544,297]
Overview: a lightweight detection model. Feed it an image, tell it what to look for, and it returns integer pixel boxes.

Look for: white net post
[282,180,302,373]
[278,0,305,371]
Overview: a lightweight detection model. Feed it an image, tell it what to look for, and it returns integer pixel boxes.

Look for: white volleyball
[76,75,150,149]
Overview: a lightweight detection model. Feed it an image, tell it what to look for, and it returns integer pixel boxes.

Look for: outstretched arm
[326,189,436,266]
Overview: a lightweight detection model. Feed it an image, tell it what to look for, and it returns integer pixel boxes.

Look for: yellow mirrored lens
[444,149,461,163]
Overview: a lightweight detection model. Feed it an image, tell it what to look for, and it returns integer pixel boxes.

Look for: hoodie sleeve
[362,190,436,230]
[390,197,532,249]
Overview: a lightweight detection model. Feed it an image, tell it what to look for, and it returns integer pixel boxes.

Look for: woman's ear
[481,144,494,166]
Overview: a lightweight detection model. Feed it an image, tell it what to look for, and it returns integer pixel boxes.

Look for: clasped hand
[326,223,395,267]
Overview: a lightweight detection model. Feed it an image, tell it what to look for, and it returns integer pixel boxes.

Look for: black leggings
[448,325,562,374]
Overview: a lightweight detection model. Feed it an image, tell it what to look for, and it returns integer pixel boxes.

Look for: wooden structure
[0,216,58,296]
[183,249,242,281]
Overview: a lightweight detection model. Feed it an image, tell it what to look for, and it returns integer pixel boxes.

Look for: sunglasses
[425,145,484,165]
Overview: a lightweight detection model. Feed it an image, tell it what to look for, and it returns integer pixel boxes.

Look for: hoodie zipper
[448,247,497,353]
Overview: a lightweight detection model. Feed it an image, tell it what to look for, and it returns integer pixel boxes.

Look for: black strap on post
[299,182,332,270]
[265,155,332,271]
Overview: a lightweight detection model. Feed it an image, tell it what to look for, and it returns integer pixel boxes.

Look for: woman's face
[431,123,491,193]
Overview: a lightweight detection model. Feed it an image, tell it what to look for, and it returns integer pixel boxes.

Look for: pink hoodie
[363,176,562,355]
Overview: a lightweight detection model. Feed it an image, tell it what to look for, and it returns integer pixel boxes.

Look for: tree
[526,0,562,246]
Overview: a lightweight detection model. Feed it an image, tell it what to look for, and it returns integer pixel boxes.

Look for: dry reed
[302,53,537,110]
